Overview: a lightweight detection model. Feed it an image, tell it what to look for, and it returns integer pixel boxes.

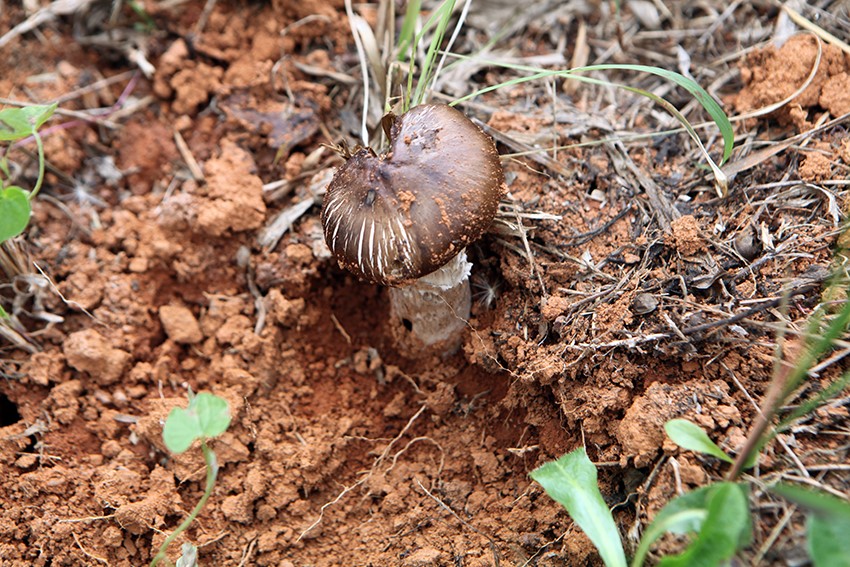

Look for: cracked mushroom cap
[321,103,505,286]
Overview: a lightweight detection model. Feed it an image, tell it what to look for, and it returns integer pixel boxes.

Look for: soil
[1,2,849,566]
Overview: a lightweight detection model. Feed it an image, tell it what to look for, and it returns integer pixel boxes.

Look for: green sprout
[150,392,231,567]
[0,103,56,320]
[0,104,56,244]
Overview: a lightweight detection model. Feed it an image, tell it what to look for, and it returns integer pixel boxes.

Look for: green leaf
[162,405,201,454]
[193,392,231,439]
[162,392,231,454]
[449,58,734,194]
[0,104,57,141]
[656,483,751,567]
[809,514,850,567]
[0,186,31,242]
[531,448,627,567]
[632,485,715,566]
[769,483,850,521]
[0,305,8,319]
[632,484,752,566]
[664,419,734,463]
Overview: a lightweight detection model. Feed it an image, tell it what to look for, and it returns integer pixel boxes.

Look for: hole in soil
[0,393,21,426]
[401,318,412,332]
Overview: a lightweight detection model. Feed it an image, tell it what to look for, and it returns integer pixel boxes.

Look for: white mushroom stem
[387,250,472,354]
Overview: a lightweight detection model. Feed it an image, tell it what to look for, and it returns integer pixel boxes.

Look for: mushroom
[321,103,505,354]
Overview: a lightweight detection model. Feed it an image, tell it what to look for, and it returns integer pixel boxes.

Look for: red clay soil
[1,2,849,566]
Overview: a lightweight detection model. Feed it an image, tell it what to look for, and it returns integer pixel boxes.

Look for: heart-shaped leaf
[162,392,231,454]
[162,405,200,454]
[0,186,31,242]
[0,104,57,141]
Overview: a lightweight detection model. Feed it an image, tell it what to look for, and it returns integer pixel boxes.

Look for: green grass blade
[778,369,850,434]
[579,64,732,163]
[397,0,421,63]
[772,293,850,434]
[426,0,472,105]
[769,483,850,520]
[770,483,850,566]
[448,57,733,193]
[664,419,734,463]
[411,0,455,108]
[531,448,627,567]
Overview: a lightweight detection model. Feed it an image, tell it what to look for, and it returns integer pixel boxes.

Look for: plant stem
[726,342,798,480]
[150,442,219,567]
[28,130,45,200]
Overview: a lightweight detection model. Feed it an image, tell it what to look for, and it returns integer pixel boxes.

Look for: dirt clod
[159,304,204,344]
[62,329,131,385]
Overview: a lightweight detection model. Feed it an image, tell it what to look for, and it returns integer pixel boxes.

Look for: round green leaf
[0,186,31,242]
[162,406,202,454]
[194,393,231,439]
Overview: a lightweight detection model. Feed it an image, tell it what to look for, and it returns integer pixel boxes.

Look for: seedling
[151,392,231,567]
[0,103,56,320]
[532,270,850,566]
[0,104,56,244]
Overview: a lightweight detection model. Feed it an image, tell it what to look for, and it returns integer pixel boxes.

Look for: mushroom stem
[388,251,472,355]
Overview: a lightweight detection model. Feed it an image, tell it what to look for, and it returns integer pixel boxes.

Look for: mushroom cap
[321,103,505,286]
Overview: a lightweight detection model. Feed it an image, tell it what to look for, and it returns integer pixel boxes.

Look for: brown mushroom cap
[321,103,505,286]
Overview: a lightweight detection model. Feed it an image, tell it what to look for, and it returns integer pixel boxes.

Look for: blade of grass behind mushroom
[344,0,378,147]
[406,0,457,111]
[448,57,735,195]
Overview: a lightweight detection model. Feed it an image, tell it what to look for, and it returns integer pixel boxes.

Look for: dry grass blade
[780,3,850,55]
[258,169,332,251]
[344,0,375,146]
[731,33,823,124]
[722,111,850,181]
[0,0,96,49]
